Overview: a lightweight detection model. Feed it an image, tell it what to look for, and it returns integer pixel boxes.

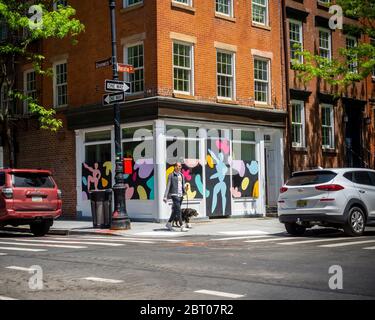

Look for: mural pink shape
[125,184,135,200]
[182,169,192,181]
[184,159,199,168]
[83,162,101,191]
[230,187,241,198]
[215,139,230,155]
[134,158,154,179]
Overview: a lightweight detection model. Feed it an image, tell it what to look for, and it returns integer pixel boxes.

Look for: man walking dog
[164,162,189,232]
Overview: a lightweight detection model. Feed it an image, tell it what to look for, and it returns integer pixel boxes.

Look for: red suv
[0,169,62,236]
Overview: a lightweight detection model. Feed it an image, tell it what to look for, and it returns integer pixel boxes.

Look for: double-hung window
[54,61,67,107]
[252,0,268,26]
[291,100,305,148]
[173,42,193,94]
[216,0,233,17]
[124,0,143,8]
[254,58,270,104]
[346,36,358,73]
[289,20,303,62]
[319,28,332,60]
[24,70,37,114]
[217,51,234,99]
[321,104,334,149]
[125,43,144,94]
[173,0,192,5]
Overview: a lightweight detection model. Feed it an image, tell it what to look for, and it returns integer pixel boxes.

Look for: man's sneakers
[180,226,188,232]
[166,222,174,231]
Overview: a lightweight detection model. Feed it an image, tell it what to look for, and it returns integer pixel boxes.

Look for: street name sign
[117,63,135,73]
[95,58,112,69]
[105,80,130,93]
[102,92,125,106]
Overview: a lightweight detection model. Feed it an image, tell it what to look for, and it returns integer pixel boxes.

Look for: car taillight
[2,188,13,199]
[315,184,344,191]
[57,189,62,199]
[280,187,288,193]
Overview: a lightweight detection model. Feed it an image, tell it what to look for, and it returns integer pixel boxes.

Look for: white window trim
[215,0,234,18]
[53,60,68,108]
[172,41,195,96]
[252,0,269,26]
[289,19,303,62]
[253,56,271,105]
[172,0,193,7]
[23,68,36,115]
[123,41,145,95]
[318,27,332,60]
[123,0,143,8]
[321,103,335,150]
[346,35,358,74]
[216,50,236,100]
[291,100,305,148]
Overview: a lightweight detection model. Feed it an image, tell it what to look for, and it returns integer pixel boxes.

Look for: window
[124,0,142,8]
[289,20,303,62]
[53,0,67,10]
[54,61,67,107]
[321,104,334,149]
[254,58,270,103]
[291,100,305,148]
[24,70,37,114]
[287,171,336,186]
[173,0,192,5]
[173,42,193,94]
[317,0,330,4]
[1,83,10,113]
[0,172,4,186]
[319,28,332,60]
[217,51,235,99]
[252,0,268,26]
[353,171,373,186]
[125,43,144,94]
[0,17,7,41]
[216,0,233,17]
[346,36,357,73]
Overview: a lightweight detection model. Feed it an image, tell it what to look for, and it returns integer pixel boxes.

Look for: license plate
[297,200,307,208]
[32,197,43,202]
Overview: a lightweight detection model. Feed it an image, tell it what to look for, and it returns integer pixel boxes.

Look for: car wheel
[285,222,306,236]
[30,221,51,237]
[344,207,366,237]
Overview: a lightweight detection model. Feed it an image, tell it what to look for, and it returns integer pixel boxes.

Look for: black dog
[172,208,199,228]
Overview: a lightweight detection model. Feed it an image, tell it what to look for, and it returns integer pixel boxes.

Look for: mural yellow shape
[137,186,148,200]
[184,183,197,200]
[101,178,108,188]
[103,161,112,176]
[206,154,214,168]
[241,177,250,191]
[252,180,259,198]
[166,166,175,183]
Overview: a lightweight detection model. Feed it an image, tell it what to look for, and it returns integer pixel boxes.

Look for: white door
[265,148,277,207]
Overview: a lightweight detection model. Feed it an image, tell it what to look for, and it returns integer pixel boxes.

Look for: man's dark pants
[168,196,183,226]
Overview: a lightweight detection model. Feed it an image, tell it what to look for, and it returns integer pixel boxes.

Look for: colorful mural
[166,160,203,200]
[231,159,259,199]
[205,138,231,217]
[81,161,112,200]
[123,158,154,200]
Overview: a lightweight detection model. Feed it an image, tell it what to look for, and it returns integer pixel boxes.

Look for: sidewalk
[3,217,286,237]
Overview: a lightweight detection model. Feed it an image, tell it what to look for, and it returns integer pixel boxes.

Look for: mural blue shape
[195,174,210,198]
[146,176,154,200]
[247,161,259,175]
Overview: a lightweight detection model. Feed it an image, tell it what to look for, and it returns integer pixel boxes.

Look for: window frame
[216,50,236,100]
[318,27,332,60]
[124,41,145,95]
[23,69,37,115]
[321,103,335,150]
[346,35,358,74]
[289,19,303,62]
[53,0,68,10]
[291,100,306,148]
[215,0,234,17]
[172,41,194,95]
[123,0,143,8]
[253,57,271,105]
[53,60,68,108]
[172,0,193,6]
[252,0,269,26]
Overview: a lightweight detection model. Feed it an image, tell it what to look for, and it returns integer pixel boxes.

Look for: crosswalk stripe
[0,246,46,252]
[278,237,366,246]
[218,230,269,236]
[0,241,87,249]
[195,289,245,299]
[212,235,270,241]
[6,266,37,272]
[0,253,7,256]
[12,239,125,247]
[244,237,296,243]
[363,246,375,250]
[82,277,123,284]
[48,237,156,244]
[320,240,375,248]
[0,295,18,300]
[68,236,183,243]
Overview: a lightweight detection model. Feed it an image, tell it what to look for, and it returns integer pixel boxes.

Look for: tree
[292,0,375,88]
[0,0,84,166]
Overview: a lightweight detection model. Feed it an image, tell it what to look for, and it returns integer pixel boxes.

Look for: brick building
[283,0,375,172]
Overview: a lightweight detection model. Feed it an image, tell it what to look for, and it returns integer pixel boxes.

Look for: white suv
[278,168,375,236]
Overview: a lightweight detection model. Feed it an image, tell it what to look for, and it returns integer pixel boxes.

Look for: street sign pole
[108,0,130,230]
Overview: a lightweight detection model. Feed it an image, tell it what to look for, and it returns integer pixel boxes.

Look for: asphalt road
[0,227,374,300]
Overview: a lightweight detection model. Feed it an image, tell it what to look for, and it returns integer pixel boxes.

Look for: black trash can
[89,190,113,229]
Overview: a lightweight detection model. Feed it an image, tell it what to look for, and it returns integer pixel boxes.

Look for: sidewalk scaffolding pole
[108,0,131,230]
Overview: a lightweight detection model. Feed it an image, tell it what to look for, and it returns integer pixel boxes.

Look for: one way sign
[105,80,130,93]
[102,92,125,106]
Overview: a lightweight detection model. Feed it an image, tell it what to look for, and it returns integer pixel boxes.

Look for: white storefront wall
[75,119,284,221]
